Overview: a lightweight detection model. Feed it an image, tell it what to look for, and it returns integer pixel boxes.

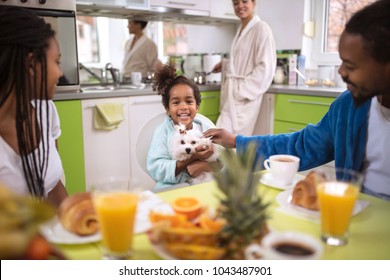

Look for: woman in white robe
[122,20,162,79]
[213,0,276,135]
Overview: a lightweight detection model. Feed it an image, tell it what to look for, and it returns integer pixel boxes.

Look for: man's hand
[203,128,237,148]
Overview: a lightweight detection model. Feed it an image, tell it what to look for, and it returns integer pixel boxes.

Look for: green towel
[93,103,124,131]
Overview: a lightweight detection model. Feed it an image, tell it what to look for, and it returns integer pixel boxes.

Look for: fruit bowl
[148,198,227,260]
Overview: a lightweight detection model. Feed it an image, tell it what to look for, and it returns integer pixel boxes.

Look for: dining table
[54,177,390,260]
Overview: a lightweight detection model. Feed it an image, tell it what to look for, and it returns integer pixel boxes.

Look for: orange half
[171,197,203,220]
[199,214,226,232]
[149,211,189,228]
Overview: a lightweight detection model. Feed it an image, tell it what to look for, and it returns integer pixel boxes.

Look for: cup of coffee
[263,155,300,185]
[131,72,142,86]
[245,231,323,260]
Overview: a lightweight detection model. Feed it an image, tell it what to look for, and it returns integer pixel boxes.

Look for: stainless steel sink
[81,85,114,92]
[81,84,145,92]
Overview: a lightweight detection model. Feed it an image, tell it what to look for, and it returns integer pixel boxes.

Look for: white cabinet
[81,97,131,190]
[253,93,275,136]
[76,0,149,9]
[128,95,165,190]
[210,0,237,20]
[150,0,210,11]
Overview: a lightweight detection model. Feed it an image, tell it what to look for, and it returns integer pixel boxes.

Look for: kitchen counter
[54,83,346,101]
[267,84,346,98]
[54,83,221,101]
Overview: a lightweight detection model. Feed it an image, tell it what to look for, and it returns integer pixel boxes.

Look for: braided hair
[152,62,201,110]
[0,6,55,198]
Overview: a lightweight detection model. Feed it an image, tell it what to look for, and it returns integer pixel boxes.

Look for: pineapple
[212,143,270,259]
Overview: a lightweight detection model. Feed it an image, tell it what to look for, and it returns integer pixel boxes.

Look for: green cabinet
[54,100,86,194]
[198,90,220,123]
[274,94,335,134]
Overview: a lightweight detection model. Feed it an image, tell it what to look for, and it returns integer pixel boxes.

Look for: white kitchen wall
[185,23,236,54]
[94,19,236,70]
[85,0,307,71]
[258,0,305,50]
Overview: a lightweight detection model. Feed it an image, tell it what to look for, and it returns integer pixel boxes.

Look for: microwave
[0,1,80,92]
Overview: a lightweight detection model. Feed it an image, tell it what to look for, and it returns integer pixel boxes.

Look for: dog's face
[170,124,206,161]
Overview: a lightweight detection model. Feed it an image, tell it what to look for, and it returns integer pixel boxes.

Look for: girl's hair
[152,62,201,110]
[0,6,55,198]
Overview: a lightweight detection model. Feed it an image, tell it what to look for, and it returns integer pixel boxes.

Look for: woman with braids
[0,6,68,207]
[147,63,217,189]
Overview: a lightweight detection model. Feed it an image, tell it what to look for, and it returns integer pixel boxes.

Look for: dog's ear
[176,124,187,135]
[174,124,186,134]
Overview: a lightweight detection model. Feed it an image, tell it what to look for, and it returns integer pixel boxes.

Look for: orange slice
[171,197,203,220]
[149,211,189,227]
[199,214,226,232]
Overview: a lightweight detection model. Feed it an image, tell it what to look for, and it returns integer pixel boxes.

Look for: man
[122,20,162,80]
[204,0,390,200]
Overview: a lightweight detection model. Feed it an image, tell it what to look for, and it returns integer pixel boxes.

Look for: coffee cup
[131,72,142,86]
[263,155,300,186]
[245,231,323,260]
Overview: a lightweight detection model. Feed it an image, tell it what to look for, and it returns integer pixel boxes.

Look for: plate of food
[149,242,176,260]
[275,171,370,221]
[147,196,227,260]
[260,173,305,190]
[276,189,369,221]
[40,216,101,244]
[40,190,174,244]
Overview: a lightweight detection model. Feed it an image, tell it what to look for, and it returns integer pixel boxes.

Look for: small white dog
[169,124,219,184]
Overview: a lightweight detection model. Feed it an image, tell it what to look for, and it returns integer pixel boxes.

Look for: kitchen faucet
[105,63,120,88]
[79,63,105,83]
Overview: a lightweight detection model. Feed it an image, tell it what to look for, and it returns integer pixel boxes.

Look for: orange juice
[317,182,359,236]
[94,192,138,255]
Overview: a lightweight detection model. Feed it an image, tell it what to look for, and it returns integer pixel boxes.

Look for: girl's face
[232,0,255,21]
[167,84,199,129]
[33,38,63,99]
[45,38,63,98]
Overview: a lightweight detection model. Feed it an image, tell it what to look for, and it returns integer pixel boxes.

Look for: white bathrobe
[217,15,276,135]
[122,34,159,78]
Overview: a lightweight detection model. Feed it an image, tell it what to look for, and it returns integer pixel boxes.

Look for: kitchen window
[312,0,376,66]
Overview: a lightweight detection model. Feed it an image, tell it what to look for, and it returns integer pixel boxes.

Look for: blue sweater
[236,90,370,173]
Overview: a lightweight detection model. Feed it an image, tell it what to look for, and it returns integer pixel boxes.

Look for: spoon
[294,68,307,80]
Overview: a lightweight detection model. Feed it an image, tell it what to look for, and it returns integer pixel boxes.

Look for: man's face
[338,31,390,106]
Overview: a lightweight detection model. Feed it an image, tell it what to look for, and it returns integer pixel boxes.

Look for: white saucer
[260,173,304,190]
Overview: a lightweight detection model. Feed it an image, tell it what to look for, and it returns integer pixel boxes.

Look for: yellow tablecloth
[57,181,390,260]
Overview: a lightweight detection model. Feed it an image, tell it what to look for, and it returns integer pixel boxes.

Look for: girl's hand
[187,161,212,178]
[193,144,214,160]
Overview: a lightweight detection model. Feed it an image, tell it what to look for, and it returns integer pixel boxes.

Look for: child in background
[147,63,217,189]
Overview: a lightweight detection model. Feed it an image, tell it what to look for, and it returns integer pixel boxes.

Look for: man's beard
[352,88,378,107]
[343,78,377,106]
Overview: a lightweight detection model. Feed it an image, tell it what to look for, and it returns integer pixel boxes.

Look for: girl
[147,63,217,189]
[0,6,68,207]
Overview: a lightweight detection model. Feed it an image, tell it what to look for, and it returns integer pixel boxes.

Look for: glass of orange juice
[316,167,363,246]
[92,179,138,259]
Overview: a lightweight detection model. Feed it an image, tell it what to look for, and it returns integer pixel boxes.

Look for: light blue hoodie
[147,114,216,190]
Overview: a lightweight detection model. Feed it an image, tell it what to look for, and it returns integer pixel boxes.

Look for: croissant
[58,192,99,236]
[291,171,326,211]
